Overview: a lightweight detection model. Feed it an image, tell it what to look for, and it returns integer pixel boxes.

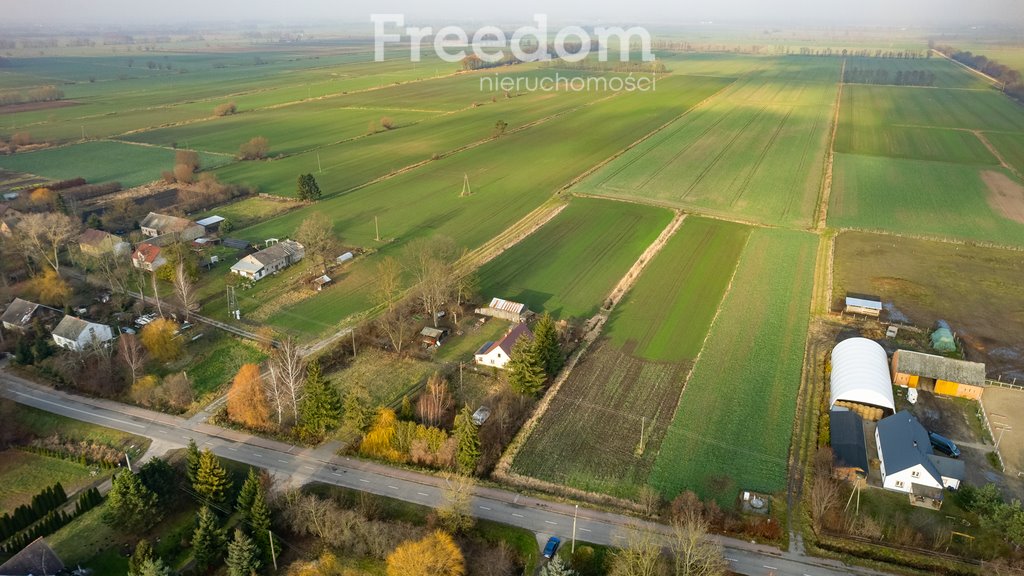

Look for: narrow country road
[0,369,895,576]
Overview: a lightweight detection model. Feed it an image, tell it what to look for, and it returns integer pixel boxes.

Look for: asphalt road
[0,368,893,576]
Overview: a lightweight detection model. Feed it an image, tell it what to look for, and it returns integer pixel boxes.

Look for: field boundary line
[814,58,844,231]
[574,191,780,230]
[931,49,1004,89]
[972,130,1023,180]
[835,226,1024,253]
[492,212,688,508]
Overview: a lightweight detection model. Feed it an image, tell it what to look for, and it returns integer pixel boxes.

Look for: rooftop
[0,537,64,576]
[829,410,869,473]
[894,350,986,387]
[1,298,40,328]
[140,211,196,233]
[132,242,162,264]
[195,215,225,227]
[487,297,528,315]
[52,315,103,341]
[78,228,121,247]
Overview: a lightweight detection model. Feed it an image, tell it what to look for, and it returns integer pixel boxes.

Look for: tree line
[843,67,937,87]
[935,45,1024,101]
[0,85,63,106]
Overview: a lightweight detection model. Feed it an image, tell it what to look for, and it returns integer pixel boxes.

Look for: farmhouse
[829,337,895,419]
[474,323,533,369]
[829,409,869,485]
[78,228,129,258]
[230,240,304,281]
[844,293,882,317]
[131,242,167,272]
[0,536,65,576]
[51,315,114,351]
[875,410,964,509]
[892,350,986,400]
[195,215,225,233]
[139,212,204,242]
[1,298,59,333]
[475,297,532,323]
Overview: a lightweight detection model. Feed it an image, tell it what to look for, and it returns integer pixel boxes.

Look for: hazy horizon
[2,0,1023,29]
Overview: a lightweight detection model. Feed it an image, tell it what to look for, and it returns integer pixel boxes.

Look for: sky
[2,0,1022,27]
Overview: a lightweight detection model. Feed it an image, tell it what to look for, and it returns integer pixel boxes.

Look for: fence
[977,395,1007,472]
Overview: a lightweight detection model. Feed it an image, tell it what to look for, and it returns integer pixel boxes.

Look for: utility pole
[125,451,132,473]
[351,329,356,357]
[316,152,322,173]
[268,530,277,570]
[374,216,380,241]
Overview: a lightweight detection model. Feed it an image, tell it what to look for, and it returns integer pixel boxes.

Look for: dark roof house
[0,537,65,576]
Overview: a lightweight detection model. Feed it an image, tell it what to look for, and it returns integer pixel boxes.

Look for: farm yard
[832,230,1024,379]
[511,217,751,497]
[575,57,836,228]
[476,198,673,320]
[649,228,817,504]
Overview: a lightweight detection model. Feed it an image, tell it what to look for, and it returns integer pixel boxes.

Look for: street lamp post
[572,504,578,554]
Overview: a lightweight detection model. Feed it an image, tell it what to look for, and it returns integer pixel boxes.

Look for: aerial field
[839,84,1024,132]
[0,140,230,187]
[828,153,1024,246]
[842,56,990,89]
[576,58,836,227]
[476,198,673,320]
[984,132,1024,176]
[211,75,734,335]
[511,217,750,498]
[650,228,816,504]
[0,450,93,512]
[832,230,1024,379]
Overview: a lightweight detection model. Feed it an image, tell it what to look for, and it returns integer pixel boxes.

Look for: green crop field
[985,132,1024,175]
[839,84,1024,132]
[511,217,750,497]
[576,58,836,227]
[829,153,1024,246]
[211,75,732,335]
[0,140,230,187]
[0,450,94,512]
[476,198,673,320]
[842,56,990,89]
[835,122,998,165]
[650,228,816,503]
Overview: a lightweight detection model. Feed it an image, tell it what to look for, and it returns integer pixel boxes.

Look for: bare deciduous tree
[17,212,80,272]
[295,213,336,275]
[118,334,146,384]
[374,256,403,311]
[269,337,305,423]
[417,372,452,427]
[405,236,458,327]
[93,252,132,295]
[668,507,727,576]
[609,525,666,576]
[437,473,475,534]
[809,447,841,533]
[174,261,199,322]
[377,305,412,355]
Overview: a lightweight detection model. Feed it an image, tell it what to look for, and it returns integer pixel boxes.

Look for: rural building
[475,323,533,369]
[195,215,225,233]
[230,239,305,281]
[892,350,986,400]
[336,251,354,264]
[131,242,167,272]
[829,337,895,419]
[78,228,129,258]
[829,409,869,485]
[875,410,964,509]
[139,212,204,242]
[420,326,448,347]
[475,297,532,323]
[51,315,114,351]
[0,536,65,576]
[312,274,332,291]
[844,293,882,317]
[223,238,251,251]
[1,298,60,333]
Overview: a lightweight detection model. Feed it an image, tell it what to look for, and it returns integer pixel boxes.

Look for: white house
[51,316,114,351]
[875,410,964,509]
[230,240,305,281]
[474,323,533,369]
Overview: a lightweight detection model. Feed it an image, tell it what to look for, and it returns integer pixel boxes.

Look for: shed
[420,326,447,347]
[845,293,882,317]
[312,275,332,291]
[829,409,868,484]
[336,251,354,264]
[892,350,985,400]
[195,215,225,233]
[2,298,44,333]
[830,337,895,416]
[474,297,532,323]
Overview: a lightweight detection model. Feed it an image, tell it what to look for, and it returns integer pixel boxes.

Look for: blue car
[543,536,561,559]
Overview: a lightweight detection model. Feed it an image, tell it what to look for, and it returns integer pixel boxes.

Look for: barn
[829,409,869,485]
[830,337,895,420]
[844,293,882,317]
[891,350,986,400]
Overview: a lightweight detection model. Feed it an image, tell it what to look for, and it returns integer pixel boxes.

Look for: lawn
[577,66,834,227]
[181,334,268,397]
[195,195,305,230]
[828,153,1024,246]
[0,140,231,187]
[650,228,816,504]
[511,217,750,498]
[476,198,674,320]
[331,348,437,408]
[0,450,95,512]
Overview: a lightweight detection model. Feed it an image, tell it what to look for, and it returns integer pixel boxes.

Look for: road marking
[479,506,491,511]
[332,473,343,477]
[417,492,429,496]
[511,513,524,518]
[763,566,779,571]
[277,459,288,464]
[359,479,370,483]
[302,465,315,470]
[227,447,238,452]
[387,485,399,490]
[545,520,557,525]
[10,392,151,430]
[725,558,737,562]
[579,528,591,532]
